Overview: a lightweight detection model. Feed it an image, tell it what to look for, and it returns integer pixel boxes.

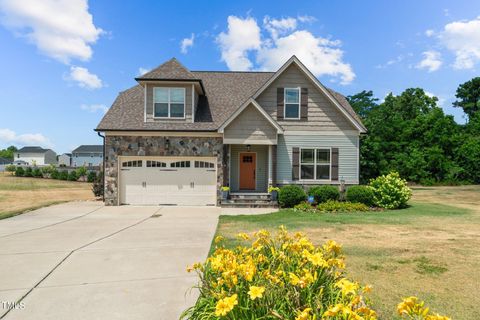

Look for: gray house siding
[255,64,357,132]
[224,104,277,145]
[276,134,359,185]
[72,154,103,167]
[230,144,268,192]
[145,83,193,122]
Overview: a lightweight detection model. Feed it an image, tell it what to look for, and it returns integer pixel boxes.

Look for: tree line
[347,77,480,184]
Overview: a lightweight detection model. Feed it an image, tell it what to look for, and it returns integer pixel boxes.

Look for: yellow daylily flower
[247,285,265,300]
[215,294,238,316]
[295,307,312,320]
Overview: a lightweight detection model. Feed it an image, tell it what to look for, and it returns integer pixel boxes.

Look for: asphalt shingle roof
[96,59,365,132]
[17,146,50,153]
[72,145,103,153]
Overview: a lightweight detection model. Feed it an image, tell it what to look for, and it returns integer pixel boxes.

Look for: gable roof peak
[136,57,196,81]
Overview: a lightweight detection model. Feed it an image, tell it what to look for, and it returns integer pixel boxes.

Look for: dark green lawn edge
[0,200,71,220]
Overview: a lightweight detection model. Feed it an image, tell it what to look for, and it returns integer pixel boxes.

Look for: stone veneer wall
[104,135,224,206]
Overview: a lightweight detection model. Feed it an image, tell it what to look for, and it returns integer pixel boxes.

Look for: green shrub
[278,185,306,208]
[59,170,68,180]
[293,201,316,213]
[5,164,16,173]
[67,171,78,181]
[32,168,42,177]
[308,185,340,204]
[92,171,104,197]
[317,200,369,213]
[24,167,33,177]
[50,169,59,179]
[369,172,412,209]
[345,185,375,206]
[87,171,97,183]
[76,166,87,178]
[15,166,24,177]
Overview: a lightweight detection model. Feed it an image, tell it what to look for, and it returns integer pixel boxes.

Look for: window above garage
[153,87,186,119]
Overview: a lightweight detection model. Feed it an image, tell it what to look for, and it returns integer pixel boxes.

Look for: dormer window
[284,88,300,119]
[154,87,185,118]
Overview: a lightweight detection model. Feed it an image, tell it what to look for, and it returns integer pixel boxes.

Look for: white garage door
[119,157,217,206]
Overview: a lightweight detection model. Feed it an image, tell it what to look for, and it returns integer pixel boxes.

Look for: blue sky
[1,0,479,153]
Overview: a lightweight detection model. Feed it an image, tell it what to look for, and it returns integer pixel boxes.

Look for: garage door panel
[119,157,217,206]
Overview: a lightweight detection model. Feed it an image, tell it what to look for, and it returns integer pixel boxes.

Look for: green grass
[220,202,469,230]
[0,176,82,191]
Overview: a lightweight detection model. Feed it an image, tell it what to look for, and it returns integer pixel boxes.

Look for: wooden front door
[239,153,256,190]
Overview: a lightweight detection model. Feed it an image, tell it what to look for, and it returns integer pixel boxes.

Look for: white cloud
[297,15,316,23]
[138,67,150,76]
[216,15,355,84]
[216,16,261,70]
[0,0,102,63]
[438,17,480,69]
[0,128,53,148]
[180,33,195,54]
[80,104,108,113]
[416,50,442,72]
[68,66,103,89]
[425,29,435,37]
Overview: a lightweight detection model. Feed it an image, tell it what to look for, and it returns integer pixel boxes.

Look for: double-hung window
[154,87,185,118]
[284,88,300,119]
[300,148,331,180]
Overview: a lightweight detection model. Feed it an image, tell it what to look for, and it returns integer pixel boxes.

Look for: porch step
[230,193,271,200]
[221,201,278,208]
[221,193,278,208]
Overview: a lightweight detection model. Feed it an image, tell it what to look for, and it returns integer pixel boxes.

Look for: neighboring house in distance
[0,157,12,165]
[72,145,103,167]
[58,153,72,167]
[16,147,57,166]
[96,56,366,206]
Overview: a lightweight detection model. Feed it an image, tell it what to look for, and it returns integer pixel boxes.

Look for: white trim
[228,144,232,187]
[104,131,222,137]
[283,130,360,136]
[191,84,195,123]
[218,99,284,134]
[356,136,360,183]
[238,152,257,191]
[222,138,277,145]
[144,84,147,122]
[298,147,332,182]
[284,87,301,120]
[153,87,186,119]
[268,145,272,184]
[251,56,366,133]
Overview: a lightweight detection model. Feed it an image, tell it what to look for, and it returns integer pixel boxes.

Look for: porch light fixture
[246,144,251,151]
[165,139,170,150]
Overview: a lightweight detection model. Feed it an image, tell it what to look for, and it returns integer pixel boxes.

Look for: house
[0,157,12,165]
[15,146,57,166]
[58,153,72,167]
[71,145,103,167]
[96,56,366,206]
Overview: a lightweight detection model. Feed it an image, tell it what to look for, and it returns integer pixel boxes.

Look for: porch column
[271,145,277,186]
[222,144,229,187]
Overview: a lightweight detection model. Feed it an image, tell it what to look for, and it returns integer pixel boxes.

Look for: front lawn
[215,186,480,319]
[0,172,95,219]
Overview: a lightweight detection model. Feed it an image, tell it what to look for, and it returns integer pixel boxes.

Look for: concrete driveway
[0,202,221,320]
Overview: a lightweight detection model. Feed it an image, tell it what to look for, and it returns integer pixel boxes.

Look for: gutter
[97,131,105,202]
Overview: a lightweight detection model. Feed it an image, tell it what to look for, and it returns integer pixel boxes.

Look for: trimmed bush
[32,168,42,177]
[92,171,104,197]
[369,172,412,209]
[278,185,306,208]
[24,167,33,177]
[87,171,97,183]
[50,169,59,179]
[5,164,16,173]
[308,185,340,204]
[59,170,68,180]
[317,200,369,213]
[15,166,25,177]
[67,171,78,181]
[346,185,375,206]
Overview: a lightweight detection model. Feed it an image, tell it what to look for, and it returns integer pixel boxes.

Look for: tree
[453,77,480,120]
[0,146,17,160]
[346,90,378,119]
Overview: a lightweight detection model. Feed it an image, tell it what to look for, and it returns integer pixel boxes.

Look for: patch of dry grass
[0,172,95,219]
[217,186,480,319]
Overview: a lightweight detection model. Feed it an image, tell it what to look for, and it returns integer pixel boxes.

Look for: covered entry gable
[219,99,283,145]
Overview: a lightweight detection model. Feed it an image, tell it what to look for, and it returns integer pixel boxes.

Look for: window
[300,148,331,180]
[242,156,253,163]
[171,161,190,168]
[146,160,166,168]
[284,88,300,119]
[194,161,214,168]
[154,87,185,118]
[122,160,142,167]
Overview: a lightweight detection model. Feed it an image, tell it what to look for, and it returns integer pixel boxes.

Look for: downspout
[97,131,105,202]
